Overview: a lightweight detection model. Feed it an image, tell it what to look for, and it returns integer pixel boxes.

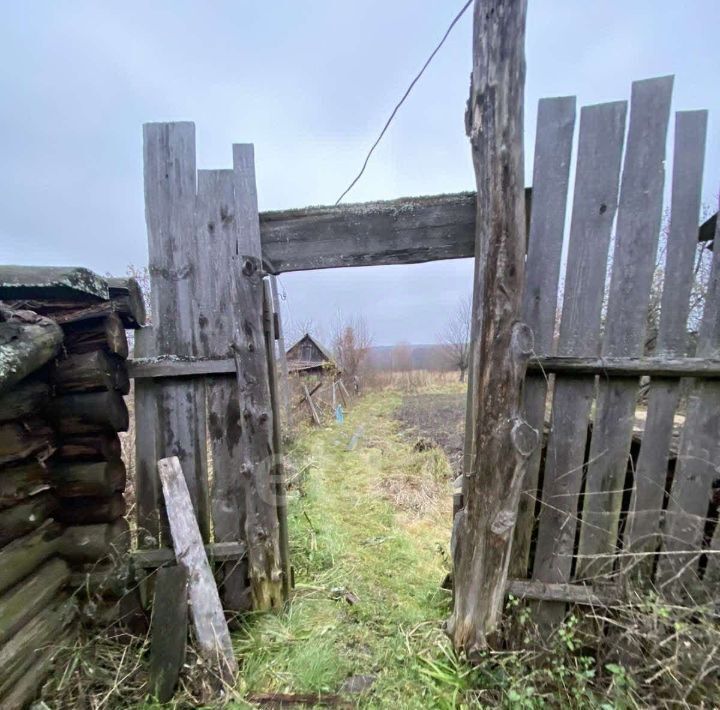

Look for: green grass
[231,390,460,708]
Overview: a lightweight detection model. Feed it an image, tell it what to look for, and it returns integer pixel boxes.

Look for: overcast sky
[1,1,718,345]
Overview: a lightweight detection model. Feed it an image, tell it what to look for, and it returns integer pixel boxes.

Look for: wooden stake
[448,0,536,656]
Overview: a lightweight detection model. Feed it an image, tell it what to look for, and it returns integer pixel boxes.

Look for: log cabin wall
[0,266,143,709]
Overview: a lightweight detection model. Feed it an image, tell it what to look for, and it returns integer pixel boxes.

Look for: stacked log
[0,267,141,707]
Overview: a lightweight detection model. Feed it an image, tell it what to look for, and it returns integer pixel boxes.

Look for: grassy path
[232,390,459,707]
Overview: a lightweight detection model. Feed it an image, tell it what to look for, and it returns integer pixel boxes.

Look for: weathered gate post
[448,0,536,655]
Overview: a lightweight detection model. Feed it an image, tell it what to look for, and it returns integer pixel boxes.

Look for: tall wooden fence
[506,76,719,617]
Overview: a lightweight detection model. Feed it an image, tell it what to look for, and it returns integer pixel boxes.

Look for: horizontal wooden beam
[506,579,620,606]
[529,355,720,378]
[130,541,246,568]
[128,356,236,379]
[258,190,714,273]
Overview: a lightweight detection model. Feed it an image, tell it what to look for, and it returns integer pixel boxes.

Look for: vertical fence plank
[449,0,532,654]
[143,122,210,541]
[659,200,720,593]
[510,95,575,579]
[263,279,291,600]
[134,326,167,546]
[576,76,673,580]
[269,276,291,427]
[232,144,283,610]
[194,168,251,612]
[531,101,627,622]
[624,110,708,570]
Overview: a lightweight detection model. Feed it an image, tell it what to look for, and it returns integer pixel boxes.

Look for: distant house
[285,333,338,376]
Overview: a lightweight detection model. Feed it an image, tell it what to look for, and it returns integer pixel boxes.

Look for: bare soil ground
[394,392,466,476]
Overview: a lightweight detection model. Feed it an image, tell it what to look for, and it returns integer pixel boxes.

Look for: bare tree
[330,312,372,381]
[439,295,472,381]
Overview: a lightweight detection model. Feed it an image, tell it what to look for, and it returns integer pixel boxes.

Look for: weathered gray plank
[143,122,209,540]
[263,279,290,600]
[0,309,63,395]
[258,190,710,274]
[270,275,291,426]
[527,355,720,377]
[658,196,720,592]
[531,100,628,621]
[134,326,167,547]
[157,456,237,682]
[577,76,673,580]
[448,0,533,655]
[511,95,576,579]
[0,265,109,301]
[149,565,188,703]
[624,110,708,564]
[231,144,283,610]
[131,541,246,568]
[194,168,250,613]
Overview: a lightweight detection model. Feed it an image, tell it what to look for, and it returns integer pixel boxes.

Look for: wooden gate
[128,4,718,657]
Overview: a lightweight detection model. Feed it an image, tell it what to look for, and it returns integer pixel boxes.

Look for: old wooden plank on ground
[531,99,627,624]
[624,110,708,567]
[230,144,283,610]
[144,122,209,540]
[510,94,576,579]
[577,76,673,580]
[157,456,237,683]
[194,167,250,612]
[658,201,720,593]
[149,565,188,702]
[449,0,534,655]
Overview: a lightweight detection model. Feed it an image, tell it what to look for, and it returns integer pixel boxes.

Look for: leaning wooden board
[157,456,237,682]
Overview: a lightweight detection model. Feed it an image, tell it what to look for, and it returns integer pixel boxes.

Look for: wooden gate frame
[131,0,718,651]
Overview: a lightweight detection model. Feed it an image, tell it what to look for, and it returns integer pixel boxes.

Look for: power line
[334,0,473,206]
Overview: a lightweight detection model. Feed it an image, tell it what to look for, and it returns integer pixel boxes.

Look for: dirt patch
[394,393,466,475]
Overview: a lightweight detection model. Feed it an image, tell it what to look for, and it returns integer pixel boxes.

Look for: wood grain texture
[0,520,61,595]
[527,355,720,377]
[511,95,576,579]
[144,122,209,541]
[264,279,290,599]
[270,275,291,426]
[157,456,237,682]
[0,557,70,645]
[531,100,627,623]
[448,0,533,655]
[625,110,708,564]
[230,144,283,610]
[659,195,720,592]
[194,168,250,612]
[0,381,51,423]
[577,76,673,580]
[0,265,108,301]
[149,566,188,703]
[0,309,63,395]
[133,327,167,547]
[259,189,710,274]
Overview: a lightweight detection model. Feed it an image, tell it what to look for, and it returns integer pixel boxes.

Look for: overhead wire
[334,0,473,205]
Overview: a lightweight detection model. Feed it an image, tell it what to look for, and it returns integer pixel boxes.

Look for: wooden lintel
[258,190,713,274]
[131,541,246,568]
